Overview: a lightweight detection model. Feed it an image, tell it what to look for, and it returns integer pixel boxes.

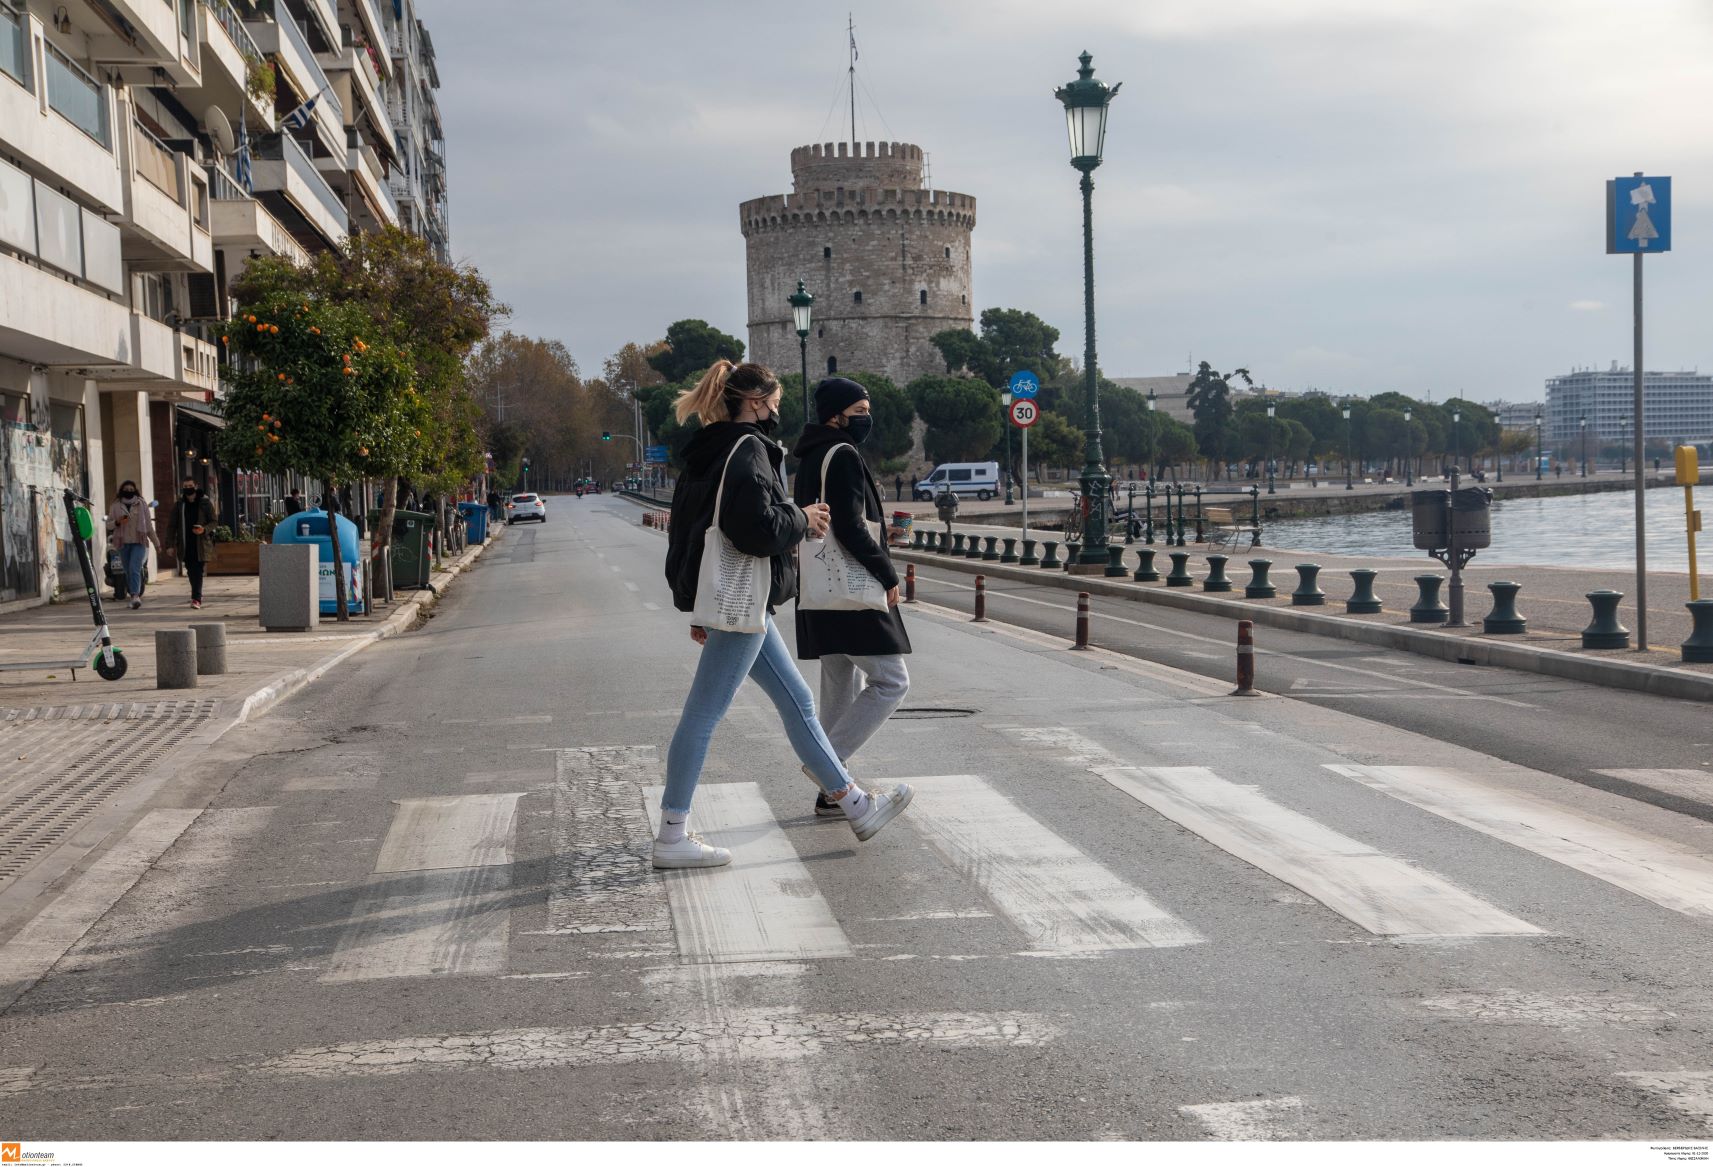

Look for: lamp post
[1619,415,1629,474]
[1452,406,1462,475]
[1001,390,1015,505]
[1404,406,1413,486]
[1580,414,1588,477]
[1534,411,1543,480]
[789,280,814,427]
[1265,401,1276,494]
[1343,402,1353,490]
[1055,51,1120,567]
[1145,389,1157,542]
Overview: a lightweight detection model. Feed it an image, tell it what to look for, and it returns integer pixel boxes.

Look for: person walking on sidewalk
[169,478,216,610]
[660,359,913,870]
[792,378,912,819]
[894,473,904,502]
[106,481,161,610]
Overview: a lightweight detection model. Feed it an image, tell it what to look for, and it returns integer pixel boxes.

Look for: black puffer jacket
[790,424,912,659]
[665,422,807,615]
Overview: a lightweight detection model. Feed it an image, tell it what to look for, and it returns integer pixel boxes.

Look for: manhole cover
[889,707,978,720]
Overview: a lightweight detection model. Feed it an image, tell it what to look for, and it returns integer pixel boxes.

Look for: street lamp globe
[1403,407,1413,486]
[1055,51,1120,171]
[789,280,814,338]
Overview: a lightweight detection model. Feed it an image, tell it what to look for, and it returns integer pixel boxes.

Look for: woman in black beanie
[791,377,913,819]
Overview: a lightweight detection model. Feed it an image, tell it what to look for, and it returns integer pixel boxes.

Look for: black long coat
[790,425,912,659]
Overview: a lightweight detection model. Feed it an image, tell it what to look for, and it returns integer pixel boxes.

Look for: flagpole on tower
[848,14,857,147]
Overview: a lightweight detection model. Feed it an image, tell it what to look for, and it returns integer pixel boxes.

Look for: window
[949,469,972,482]
[826,356,837,374]
[0,390,27,425]
[816,328,823,338]
[944,246,950,258]
[852,290,862,304]
[823,246,831,258]
[919,289,928,305]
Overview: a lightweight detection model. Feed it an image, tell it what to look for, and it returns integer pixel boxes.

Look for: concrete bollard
[1245,559,1277,599]
[1020,538,1040,567]
[951,533,967,556]
[1582,590,1630,649]
[1000,537,1019,564]
[1682,600,1713,663]
[904,563,917,604]
[973,575,989,623]
[1040,541,1062,569]
[191,622,228,675]
[1291,564,1326,606]
[1133,548,1160,582]
[155,629,198,690]
[1410,575,1449,623]
[1203,555,1233,593]
[1165,551,1194,587]
[1346,569,1383,614]
[1483,581,1527,634]
[1105,546,1127,578]
[1072,591,1091,650]
[980,536,999,562]
[1231,620,1258,696]
[911,530,925,550]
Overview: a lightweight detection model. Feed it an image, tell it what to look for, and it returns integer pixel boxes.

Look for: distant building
[1110,375,1194,424]
[1544,364,1713,448]
[1486,401,1546,432]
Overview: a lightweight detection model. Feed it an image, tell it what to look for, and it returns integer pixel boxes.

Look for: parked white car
[506,493,546,523]
[914,461,1002,502]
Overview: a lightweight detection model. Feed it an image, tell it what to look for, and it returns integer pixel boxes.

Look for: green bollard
[1203,554,1233,592]
[1346,568,1383,614]
[1165,551,1194,587]
[951,533,967,556]
[1105,545,1127,578]
[911,530,925,550]
[1040,541,1062,569]
[1682,600,1713,663]
[981,536,1000,562]
[1483,581,1526,634]
[1409,574,1448,623]
[1581,590,1630,649]
[1133,548,1160,582]
[1020,538,1040,567]
[1000,537,1019,564]
[965,534,984,559]
[1292,563,1326,606]
[1245,559,1276,599]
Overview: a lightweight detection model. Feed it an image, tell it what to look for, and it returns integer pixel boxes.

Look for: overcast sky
[422,0,1713,403]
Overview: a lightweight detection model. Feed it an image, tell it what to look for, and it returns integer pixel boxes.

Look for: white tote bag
[798,444,889,613]
[690,436,771,634]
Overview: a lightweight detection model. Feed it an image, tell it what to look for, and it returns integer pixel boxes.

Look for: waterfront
[1268,483,1706,574]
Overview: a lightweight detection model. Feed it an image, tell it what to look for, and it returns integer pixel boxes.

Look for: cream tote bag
[691,436,771,633]
[798,444,889,612]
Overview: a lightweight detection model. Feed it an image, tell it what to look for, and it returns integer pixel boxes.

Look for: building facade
[0,0,449,610]
[1544,364,1713,451]
[740,140,975,390]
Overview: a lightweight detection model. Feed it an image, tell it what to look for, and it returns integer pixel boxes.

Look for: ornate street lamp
[789,280,814,426]
[1144,389,1157,542]
[1055,51,1120,566]
[1002,390,1015,505]
[1343,401,1353,490]
[1265,401,1276,494]
[1580,414,1588,477]
[1452,406,1462,475]
[1534,411,1543,480]
[1403,406,1414,486]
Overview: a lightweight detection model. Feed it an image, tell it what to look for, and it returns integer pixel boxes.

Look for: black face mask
[183,489,198,499]
[754,411,780,436]
[120,489,138,500]
[844,415,874,446]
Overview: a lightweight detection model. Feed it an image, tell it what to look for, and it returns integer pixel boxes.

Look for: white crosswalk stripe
[1594,768,1713,803]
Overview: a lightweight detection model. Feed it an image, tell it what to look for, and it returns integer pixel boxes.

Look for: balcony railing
[43,41,110,149]
[0,4,29,89]
[276,9,342,121]
[208,161,247,202]
[257,133,347,234]
[205,0,261,60]
[133,120,185,203]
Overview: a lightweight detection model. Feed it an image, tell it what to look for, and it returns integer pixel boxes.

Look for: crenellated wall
[741,141,976,394]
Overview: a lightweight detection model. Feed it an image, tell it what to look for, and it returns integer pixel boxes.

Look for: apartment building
[0,0,450,610]
[1545,364,1713,451]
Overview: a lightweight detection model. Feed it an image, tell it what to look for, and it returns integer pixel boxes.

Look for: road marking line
[1417,990,1679,1028]
[903,774,1202,952]
[625,581,640,593]
[1180,1097,1307,1140]
[1618,1070,1713,1130]
[0,809,200,1011]
[283,775,378,791]
[1595,768,1713,802]
[548,747,671,940]
[1328,765,1713,919]
[643,602,661,611]
[1103,766,1540,938]
[372,794,522,873]
[643,783,853,963]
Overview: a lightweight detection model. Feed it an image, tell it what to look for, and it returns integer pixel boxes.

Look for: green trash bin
[390,509,434,589]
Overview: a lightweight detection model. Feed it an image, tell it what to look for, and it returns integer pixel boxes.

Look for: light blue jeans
[119,543,148,598]
[664,615,851,814]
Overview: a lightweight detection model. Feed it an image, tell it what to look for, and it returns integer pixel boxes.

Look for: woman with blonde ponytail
[658,359,914,869]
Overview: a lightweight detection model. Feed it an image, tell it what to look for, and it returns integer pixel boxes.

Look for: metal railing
[0,4,29,89]
[43,41,110,148]
[132,120,184,203]
[205,0,261,59]
[207,161,247,201]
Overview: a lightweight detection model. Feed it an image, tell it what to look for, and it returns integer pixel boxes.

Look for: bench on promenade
[1204,506,1261,550]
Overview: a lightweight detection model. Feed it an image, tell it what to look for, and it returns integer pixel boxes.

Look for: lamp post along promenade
[790,280,814,426]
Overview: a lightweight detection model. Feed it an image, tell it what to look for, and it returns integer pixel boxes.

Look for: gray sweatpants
[817,653,910,762]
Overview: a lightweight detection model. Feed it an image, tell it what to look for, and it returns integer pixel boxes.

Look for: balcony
[197,0,276,131]
[0,16,122,211]
[120,119,211,272]
[245,10,343,152]
[104,0,184,67]
[207,164,309,265]
[251,133,348,251]
[320,42,391,142]
[346,138,397,229]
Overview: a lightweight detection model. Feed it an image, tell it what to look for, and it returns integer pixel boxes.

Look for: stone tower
[740,141,976,392]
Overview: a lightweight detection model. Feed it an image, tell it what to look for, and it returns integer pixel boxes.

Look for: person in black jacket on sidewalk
[792,378,912,819]
[659,360,914,869]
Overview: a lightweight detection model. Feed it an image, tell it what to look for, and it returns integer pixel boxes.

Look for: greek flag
[281,86,325,132]
[234,106,252,194]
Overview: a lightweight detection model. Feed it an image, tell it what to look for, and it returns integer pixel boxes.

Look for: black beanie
[813,377,869,423]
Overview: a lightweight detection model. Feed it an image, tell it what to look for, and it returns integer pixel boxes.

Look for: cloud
[1568,300,1606,312]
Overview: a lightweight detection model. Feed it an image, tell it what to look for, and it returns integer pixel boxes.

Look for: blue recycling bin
[272,509,365,615]
[457,500,489,543]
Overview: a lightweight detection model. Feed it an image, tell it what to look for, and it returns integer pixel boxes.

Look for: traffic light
[522,457,531,470]
[601,432,611,441]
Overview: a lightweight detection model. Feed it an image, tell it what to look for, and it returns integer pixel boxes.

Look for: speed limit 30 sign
[1009,398,1040,428]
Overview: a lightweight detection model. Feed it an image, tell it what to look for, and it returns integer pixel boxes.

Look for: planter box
[207,542,262,575]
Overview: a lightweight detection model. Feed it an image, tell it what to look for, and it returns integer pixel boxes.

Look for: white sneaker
[848,783,914,842]
[129,596,141,610]
[652,832,732,869]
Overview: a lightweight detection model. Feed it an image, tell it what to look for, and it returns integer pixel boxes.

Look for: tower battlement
[790,140,924,193]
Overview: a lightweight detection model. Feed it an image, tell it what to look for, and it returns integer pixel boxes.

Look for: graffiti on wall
[1,421,81,604]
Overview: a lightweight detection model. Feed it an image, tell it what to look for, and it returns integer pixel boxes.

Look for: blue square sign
[1608,176,1671,254]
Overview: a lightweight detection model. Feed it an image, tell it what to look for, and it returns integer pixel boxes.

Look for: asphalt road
[1,493,1710,1142]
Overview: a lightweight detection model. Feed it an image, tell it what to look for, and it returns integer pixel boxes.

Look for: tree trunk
[375,477,398,603]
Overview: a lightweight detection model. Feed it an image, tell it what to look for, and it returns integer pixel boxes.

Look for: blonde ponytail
[673,359,780,424]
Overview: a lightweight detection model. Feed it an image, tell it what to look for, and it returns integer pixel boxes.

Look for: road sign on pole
[644,444,669,464]
[1009,398,1040,428]
[1008,370,1040,400]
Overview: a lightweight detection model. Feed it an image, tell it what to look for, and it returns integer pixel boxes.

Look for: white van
[914,461,1002,502]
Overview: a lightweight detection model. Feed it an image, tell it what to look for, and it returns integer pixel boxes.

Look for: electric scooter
[0,489,127,681]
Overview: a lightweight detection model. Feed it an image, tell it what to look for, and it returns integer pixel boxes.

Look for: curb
[897,548,1713,704]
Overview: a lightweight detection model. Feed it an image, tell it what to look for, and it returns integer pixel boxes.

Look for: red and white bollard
[1072,592,1091,650]
[973,575,988,623]
[1231,619,1259,696]
[904,563,916,604]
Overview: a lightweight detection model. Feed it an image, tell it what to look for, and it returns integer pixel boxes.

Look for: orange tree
[216,289,422,619]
